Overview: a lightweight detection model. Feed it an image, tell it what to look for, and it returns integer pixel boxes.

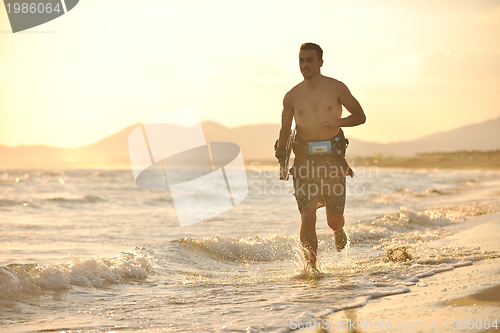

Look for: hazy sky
[1,0,499,148]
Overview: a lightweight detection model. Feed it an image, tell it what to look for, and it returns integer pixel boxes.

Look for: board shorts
[290,156,347,216]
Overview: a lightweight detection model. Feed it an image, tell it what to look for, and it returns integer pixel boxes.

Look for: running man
[275,42,366,270]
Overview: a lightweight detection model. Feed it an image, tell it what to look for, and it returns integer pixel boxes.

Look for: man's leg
[326,209,347,251]
[326,209,344,231]
[300,203,318,269]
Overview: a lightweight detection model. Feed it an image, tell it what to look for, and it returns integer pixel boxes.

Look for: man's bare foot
[305,262,316,271]
[334,229,348,252]
[303,246,317,270]
[304,255,317,271]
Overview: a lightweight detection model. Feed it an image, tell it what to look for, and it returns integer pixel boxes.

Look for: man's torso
[289,77,342,141]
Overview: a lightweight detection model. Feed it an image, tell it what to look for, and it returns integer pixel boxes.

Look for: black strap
[292,130,355,177]
[293,129,347,158]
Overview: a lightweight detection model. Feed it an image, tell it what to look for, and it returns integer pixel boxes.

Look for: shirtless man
[276,43,366,270]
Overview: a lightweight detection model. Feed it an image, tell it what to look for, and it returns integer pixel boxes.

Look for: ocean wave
[370,187,457,204]
[46,195,105,203]
[36,170,65,177]
[143,195,173,206]
[90,171,118,178]
[0,199,39,209]
[170,205,500,265]
[345,203,500,247]
[370,203,499,232]
[0,251,154,300]
[0,177,15,184]
[155,195,173,202]
[371,207,454,230]
[172,235,300,262]
[0,199,23,207]
[378,239,499,272]
[346,207,455,246]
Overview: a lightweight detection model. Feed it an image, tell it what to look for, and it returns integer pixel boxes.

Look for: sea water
[1,166,500,332]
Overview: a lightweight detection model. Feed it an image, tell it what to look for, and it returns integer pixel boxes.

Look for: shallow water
[1,167,500,332]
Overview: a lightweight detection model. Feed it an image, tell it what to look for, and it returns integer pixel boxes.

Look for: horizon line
[1,115,499,149]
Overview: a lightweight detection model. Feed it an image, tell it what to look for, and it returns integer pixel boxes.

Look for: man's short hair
[300,43,323,62]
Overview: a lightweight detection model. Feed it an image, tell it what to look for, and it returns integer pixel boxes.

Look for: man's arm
[277,92,294,180]
[321,81,366,128]
[278,92,294,147]
[337,81,366,126]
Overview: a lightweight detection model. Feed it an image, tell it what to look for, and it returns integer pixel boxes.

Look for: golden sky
[0,0,499,148]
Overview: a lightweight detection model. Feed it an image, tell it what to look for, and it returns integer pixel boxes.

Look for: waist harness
[293,129,354,177]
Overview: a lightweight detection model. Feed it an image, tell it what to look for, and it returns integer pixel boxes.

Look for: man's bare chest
[293,92,341,117]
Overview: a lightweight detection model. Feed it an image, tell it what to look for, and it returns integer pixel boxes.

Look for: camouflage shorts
[291,156,347,215]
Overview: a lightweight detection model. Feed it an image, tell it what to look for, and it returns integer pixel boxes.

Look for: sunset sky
[1,0,499,148]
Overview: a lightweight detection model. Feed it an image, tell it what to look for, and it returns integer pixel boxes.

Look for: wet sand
[297,212,500,333]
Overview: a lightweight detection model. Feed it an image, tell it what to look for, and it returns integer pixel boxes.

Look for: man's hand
[319,115,340,128]
[279,161,287,180]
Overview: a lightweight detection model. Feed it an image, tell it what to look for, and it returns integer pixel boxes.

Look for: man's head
[299,42,324,78]
[300,43,323,61]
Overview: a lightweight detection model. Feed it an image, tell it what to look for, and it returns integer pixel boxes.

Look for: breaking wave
[0,251,154,300]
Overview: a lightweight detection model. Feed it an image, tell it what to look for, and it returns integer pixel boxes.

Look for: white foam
[0,251,154,300]
[174,234,300,262]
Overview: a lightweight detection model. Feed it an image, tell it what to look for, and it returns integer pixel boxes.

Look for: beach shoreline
[2,167,499,332]
[296,212,500,333]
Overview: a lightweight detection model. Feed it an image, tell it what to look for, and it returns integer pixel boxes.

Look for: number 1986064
[6,2,62,14]
[444,319,498,330]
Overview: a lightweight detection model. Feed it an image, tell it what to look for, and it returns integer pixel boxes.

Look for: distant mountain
[0,121,282,168]
[0,124,139,168]
[1,116,499,168]
[347,116,500,157]
[202,121,280,163]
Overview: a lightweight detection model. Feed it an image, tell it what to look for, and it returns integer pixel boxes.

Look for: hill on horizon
[347,115,500,157]
[1,116,499,168]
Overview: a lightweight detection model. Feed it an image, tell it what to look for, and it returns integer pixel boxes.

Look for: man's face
[299,49,323,78]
